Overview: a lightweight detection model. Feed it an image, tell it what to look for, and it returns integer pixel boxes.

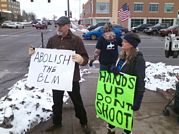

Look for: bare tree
[53,15,57,20]
[28,12,37,21]
[22,10,29,21]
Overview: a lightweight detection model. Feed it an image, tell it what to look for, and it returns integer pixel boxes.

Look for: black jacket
[118,51,145,111]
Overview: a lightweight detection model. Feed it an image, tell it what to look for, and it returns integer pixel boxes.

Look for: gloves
[28,46,35,56]
[132,92,144,111]
[72,54,84,65]
[110,66,119,75]
[89,59,95,67]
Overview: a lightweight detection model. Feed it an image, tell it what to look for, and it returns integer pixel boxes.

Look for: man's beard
[56,30,63,36]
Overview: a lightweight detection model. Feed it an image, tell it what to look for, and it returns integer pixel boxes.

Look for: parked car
[6,22,24,29]
[1,21,12,28]
[112,24,128,34]
[34,23,47,29]
[144,23,169,35]
[87,22,106,31]
[83,26,122,40]
[159,25,179,37]
[131,23,153,32]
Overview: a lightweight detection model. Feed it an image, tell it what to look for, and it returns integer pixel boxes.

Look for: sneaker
[81,124,91,134]
[45,124,62,132]
[107,129,115,134]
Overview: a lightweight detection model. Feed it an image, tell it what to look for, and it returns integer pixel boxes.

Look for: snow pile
[145,62,179,91]
[0,69,90,134]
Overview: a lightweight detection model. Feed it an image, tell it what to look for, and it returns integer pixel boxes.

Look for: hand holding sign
[28,46,35,56]
[72,54,84,65]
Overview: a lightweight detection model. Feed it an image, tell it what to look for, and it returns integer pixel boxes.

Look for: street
[0,26,178,98]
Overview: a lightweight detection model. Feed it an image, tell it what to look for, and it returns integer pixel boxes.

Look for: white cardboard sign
[27,48,75,91]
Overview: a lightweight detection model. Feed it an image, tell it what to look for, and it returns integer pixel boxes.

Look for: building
[82,0,112,26]
[0,0,20,20]
[82,0,179,29]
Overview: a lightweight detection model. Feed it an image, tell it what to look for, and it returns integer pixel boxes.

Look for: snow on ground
[145,62,179,91]
[0,62,179,133]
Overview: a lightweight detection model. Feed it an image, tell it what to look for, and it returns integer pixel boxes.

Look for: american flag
[118,3,130,22]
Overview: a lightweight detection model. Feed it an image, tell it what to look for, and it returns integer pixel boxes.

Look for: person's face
[122,39,133,51]
[56,24,69,35]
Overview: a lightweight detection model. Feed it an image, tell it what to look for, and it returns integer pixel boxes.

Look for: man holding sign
[41,16,90,133]
[96,33,145,134]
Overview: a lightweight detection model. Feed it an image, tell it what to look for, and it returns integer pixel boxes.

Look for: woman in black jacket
[107,33,146,134]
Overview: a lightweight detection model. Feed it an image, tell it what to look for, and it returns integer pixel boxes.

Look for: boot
[45,123,62,132]
[107,128,115,134]
[81,124,91,134]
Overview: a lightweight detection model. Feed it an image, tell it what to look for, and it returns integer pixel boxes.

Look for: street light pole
[67,0,70,18]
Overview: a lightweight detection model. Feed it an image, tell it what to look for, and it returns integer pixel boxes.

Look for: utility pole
[67,0,70,18]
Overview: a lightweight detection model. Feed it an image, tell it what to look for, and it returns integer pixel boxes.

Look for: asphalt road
[0,26,178,98]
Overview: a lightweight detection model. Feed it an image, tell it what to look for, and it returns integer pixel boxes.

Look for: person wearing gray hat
[45,16,91,134]
[107,33,145,134]
[55,16,71,26]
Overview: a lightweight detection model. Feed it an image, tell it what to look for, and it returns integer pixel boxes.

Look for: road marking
[0,35,19,37]
[140,47,164,48]
[85,43,96,46]
[0,70,24,79]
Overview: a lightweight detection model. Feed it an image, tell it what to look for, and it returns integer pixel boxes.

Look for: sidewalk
[29,66,179,134]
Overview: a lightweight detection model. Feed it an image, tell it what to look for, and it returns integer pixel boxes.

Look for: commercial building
[0,0,20,20]
[82,0,179,29]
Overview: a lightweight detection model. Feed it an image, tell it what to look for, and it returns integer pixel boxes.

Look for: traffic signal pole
[67,0,70,18]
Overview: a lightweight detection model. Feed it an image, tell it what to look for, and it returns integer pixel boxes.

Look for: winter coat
[46,30,89,82]
[112,51,145,111]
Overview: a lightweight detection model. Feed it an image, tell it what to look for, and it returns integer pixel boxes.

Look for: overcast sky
[19,0,88,20]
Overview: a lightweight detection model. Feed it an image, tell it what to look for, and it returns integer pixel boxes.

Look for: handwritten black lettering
[114,86,124,97]
[126,103,133,111]
[99,71,106,82]
[97,93,103,101]
[44,75,50,83]
[104,84,112,94]
[37,73,43,82]
[122,75,127,87]
[116,110,123,125]
[56,55,63,64]
[105,96,112,104]
[102,103,109,119]
[109,108,115,121]
[63,55,71,65]
[34,52,40,62]
[113,99,125,108]
[42,65,57,73]
[51,76,60,84]
[106,72,112,83]
[128,77,135,89]
[124,113,132,129]
[96,101,102,114]
[37,73,60,84]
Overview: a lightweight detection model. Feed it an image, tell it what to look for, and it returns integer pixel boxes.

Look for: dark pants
[52,81,87,125]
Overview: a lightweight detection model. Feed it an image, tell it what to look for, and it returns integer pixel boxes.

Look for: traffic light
[64,11,67,16]
[31,0,34,2]
[48,0,51,3]
[12,0,16,2]
[69,11,72,18]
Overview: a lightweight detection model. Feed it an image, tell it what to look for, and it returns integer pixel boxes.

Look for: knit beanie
[123,33,141,48]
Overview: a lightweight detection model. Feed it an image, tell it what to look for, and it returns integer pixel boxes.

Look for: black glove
[132,92,144,111]
[89,60,94,67]
[110,66,119,75]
